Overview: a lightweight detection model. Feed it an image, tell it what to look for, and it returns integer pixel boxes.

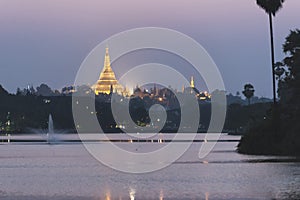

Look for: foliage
[238,29,300,156]
[36,84,54,96]
[256,0,284,16]
[0,82,273,134]
[0,85,9,96]
[278,30,300,106]
[242,84,255,105]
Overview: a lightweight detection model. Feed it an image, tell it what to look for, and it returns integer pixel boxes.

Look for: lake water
[0,134,299,199]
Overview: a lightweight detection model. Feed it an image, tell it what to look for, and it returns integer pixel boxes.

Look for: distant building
[91,47,210,103]
[183,76,211,101]
[61,86,76,95]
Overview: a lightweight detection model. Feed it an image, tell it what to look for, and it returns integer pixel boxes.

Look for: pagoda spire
[93,47,124,95]
[104,47,111,70]
[190,76,195,88]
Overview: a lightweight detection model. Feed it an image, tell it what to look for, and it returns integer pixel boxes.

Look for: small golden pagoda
[93,47,124,95]
[190,76,195,88]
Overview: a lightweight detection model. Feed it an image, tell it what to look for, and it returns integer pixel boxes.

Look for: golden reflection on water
[159,189,164,200]
[205,192,209,200]
[129,187,135,200]
[103,188,213,200]
[202,160,209,164]
[105,190,111,200]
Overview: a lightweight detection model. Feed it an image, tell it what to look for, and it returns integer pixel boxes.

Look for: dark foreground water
[0,135,299,200]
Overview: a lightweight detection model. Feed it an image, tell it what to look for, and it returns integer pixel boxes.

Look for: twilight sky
[0,0,299,97]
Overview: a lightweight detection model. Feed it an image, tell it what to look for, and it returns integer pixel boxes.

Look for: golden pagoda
[93,47,124,95]
[190,76,195,88]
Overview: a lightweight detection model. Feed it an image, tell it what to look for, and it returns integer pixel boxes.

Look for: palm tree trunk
[269,12,279,135]
[269,13,276,105]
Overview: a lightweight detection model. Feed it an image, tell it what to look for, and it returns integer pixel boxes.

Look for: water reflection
[103,188,166,200]
[129,187,135,200]
[102,189,215,200]
[202,160,209,164]
[105,190,111,200]
[2,137,297,199]
[159,189,164,200]
[205,192,209,200]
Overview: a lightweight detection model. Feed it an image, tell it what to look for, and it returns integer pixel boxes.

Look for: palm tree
[256,0,284,105]
[242,84,255,105]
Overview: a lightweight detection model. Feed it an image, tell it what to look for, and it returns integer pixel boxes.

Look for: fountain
[47,114,54,144]
[27,115,71,144]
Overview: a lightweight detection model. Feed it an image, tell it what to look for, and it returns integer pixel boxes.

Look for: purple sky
[0,0,299,97]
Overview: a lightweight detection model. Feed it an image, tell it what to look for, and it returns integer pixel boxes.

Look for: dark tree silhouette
[283,29,300,79]
[256,0,284,105]
[242,84,255,105]
[280,29,300,104]
[238,30,300,156]
[36,83,54,96]
[0,85,9,96]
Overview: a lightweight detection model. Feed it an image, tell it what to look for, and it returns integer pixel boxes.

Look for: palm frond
[256,0,285,16]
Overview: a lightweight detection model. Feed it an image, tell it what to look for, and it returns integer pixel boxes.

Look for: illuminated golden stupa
[93,47,124,95]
